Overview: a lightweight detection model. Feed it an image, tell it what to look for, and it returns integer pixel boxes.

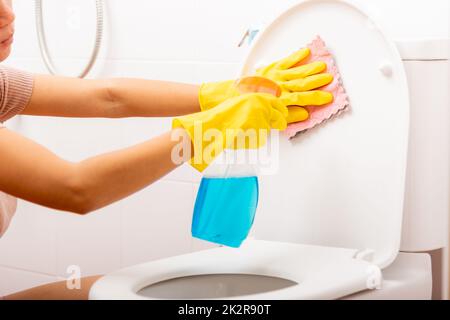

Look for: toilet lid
[240,0,409,268]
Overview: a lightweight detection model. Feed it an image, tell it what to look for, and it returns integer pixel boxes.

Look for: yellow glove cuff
[198,80,240,111]
[173,113,223,173]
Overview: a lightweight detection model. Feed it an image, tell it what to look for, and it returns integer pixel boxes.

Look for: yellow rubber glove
[255,48,333,93]
[198,48,333,114]
[174,91,332,172]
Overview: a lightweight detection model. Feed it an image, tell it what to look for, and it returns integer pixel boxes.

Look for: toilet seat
[90,240,376,300]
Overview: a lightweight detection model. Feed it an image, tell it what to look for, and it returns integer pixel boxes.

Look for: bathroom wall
[0,0,448,296]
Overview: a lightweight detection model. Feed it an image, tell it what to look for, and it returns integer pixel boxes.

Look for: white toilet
[90,0,449,300]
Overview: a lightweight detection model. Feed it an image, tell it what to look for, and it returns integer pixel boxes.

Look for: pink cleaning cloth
[284,36,349,139]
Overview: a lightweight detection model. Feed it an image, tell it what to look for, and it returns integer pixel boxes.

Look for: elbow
[101,79,125,118]
[70,200,96,216]
[63,169,100,215]
[66,190,97,216]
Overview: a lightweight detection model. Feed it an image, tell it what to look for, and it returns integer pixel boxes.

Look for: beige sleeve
[0,65,34,123]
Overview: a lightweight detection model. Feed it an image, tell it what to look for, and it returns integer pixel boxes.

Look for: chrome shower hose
[35,0,104,78]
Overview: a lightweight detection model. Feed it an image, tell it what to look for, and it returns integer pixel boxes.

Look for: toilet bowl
[90,0,448,300]
[90,240,375,300]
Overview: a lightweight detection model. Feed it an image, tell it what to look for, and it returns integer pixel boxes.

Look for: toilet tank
[398,39,450,252]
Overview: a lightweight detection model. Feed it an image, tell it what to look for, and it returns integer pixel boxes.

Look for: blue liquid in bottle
[192,176,259,248]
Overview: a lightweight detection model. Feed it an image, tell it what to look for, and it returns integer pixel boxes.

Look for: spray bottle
[191,76,281,248]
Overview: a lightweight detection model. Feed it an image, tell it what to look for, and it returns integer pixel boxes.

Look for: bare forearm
[22,75,201,118]
[107,78,201,117]
[73,129,191,212]
[0,128,191,214]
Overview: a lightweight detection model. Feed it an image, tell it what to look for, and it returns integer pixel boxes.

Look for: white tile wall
[55,205,122,277]
[120,181,195,266]
[1,0,447,295]
[0,266,58,296]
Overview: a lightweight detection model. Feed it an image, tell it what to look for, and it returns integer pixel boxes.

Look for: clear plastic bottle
[192,157,259,248]
[191,76,281,248]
